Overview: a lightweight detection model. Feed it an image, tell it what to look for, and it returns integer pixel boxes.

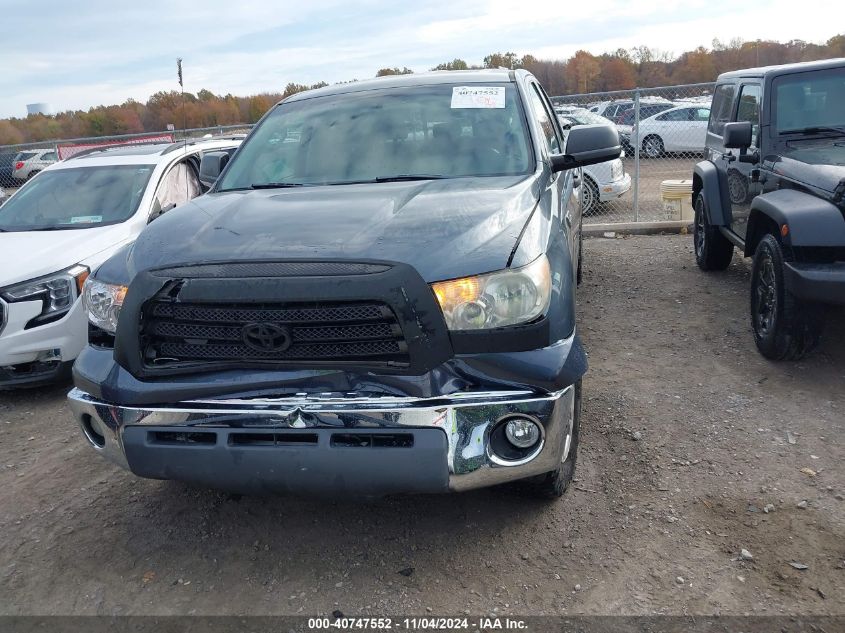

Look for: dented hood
[125,176,539,283]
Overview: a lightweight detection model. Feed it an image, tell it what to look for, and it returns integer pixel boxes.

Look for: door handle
[572,174,581,188]
[565,211,573,228]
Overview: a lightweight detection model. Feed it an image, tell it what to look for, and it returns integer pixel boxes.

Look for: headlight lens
[1,265,89,324]
[611,159,623,180]
[431,255,551,330]
[82,278,128,333]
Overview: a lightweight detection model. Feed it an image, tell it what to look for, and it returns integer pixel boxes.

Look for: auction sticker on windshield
[451,86,506,108]
[71,215,103,224]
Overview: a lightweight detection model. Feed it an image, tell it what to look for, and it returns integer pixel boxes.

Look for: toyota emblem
[241,322,292,353]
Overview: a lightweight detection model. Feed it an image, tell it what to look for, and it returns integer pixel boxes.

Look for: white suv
[0,137,241,387]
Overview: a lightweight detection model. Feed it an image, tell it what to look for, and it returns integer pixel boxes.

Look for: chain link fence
[0,125,252,189]
[551,82,715,224]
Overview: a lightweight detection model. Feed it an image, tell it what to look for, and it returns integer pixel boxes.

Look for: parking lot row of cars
[556,96,712,158]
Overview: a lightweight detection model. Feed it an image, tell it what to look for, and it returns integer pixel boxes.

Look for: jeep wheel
[643,135,664,158]
[750,234,823,361]
[693,193,733,271]
[519,381,581,500]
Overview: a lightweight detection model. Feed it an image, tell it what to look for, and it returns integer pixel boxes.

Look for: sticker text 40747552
[450,86,506,109]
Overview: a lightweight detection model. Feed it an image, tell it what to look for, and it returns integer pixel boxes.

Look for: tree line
[1,34,842,146]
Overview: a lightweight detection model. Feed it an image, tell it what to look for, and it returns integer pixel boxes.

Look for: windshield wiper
[249,182,307,189]
[781,126,845,136]
[374,174,446,182]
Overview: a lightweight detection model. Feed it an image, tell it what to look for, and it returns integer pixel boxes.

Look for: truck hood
[126,176,540,283]
[0,223,134,287]
[774,141,845,195]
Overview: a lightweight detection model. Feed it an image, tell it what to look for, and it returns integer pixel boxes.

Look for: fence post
[633,87,640,223]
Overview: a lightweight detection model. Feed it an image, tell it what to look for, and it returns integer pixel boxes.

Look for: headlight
[611,160,623,180]
[431,255,551,330]
[82,278,128,334]
[1,265,89,326]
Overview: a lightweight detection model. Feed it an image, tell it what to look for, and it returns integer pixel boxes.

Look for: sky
[2,0,840,118]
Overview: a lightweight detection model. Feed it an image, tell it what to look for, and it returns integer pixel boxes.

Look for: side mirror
[723,121,752,149]
[550,124,621,172]
[199,151,231,190]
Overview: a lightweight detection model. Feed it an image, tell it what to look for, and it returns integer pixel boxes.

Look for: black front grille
[141,300,409,368]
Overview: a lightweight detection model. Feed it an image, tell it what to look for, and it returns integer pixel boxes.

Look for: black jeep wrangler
[693,58,845,360]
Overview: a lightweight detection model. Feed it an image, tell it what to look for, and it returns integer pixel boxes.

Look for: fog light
[504,417,541,448]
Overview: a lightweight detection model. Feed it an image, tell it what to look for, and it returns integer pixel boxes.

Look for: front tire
[750,234,823,361]
[694,193,733,271]
[520,381,581,500]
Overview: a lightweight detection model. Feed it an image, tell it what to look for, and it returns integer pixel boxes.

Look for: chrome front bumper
[68,386,575,494]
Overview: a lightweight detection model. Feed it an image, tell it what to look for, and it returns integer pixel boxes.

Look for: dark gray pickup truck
[68,70,620,499]
[693,58,845,360]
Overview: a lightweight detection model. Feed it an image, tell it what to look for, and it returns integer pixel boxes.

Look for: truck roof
[283,69,519,104]
[716,57,845,82]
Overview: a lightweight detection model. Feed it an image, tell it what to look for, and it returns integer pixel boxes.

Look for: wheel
[26,170,41,181]
[581,176,599,215]
[576,227,584,286]
[519,381,581,500]
[693,193,733,271]
[750,234,823,361]
[643,135,664,158]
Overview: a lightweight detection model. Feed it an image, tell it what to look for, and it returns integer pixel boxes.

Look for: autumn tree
[483,52,522,69]
[375,67,413,76]
[565,50,601,93]
[0,120,24,145]
[672,46,717,83]
[597,55,636,91]
[431,58,470,71]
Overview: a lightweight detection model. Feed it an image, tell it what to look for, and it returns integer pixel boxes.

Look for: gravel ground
[0,234,842,616]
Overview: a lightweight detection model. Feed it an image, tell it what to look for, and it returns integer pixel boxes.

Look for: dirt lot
[1,234,842,617]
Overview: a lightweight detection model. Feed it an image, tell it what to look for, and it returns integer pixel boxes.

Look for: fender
[692,161,731,226]
[745,189,845,256]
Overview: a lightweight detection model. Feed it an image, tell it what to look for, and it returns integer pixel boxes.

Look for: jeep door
[708,82,763,240]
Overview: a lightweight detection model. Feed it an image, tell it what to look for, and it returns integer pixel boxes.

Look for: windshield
[775,67,845,134]
[217,83,533,189]
[0,165,154,231]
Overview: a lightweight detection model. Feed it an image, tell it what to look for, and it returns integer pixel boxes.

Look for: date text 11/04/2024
[307,617,529,630]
